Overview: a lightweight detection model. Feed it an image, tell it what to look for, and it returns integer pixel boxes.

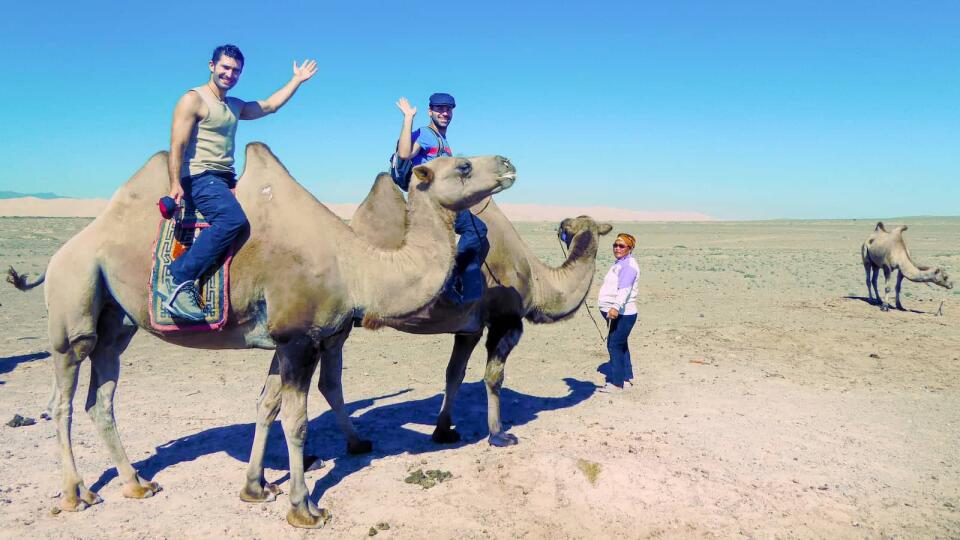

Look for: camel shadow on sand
[0,351,50,384]
[843,295,926,314]
[90,377,595,502]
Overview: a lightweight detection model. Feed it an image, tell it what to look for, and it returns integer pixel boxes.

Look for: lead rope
[558,232,607,344]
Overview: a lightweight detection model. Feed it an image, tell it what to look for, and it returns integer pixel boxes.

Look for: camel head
[410,156,516,211]
[932,267,953,289]
[557,215,613,249]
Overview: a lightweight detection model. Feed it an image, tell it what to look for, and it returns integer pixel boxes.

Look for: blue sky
[0,1,957,219]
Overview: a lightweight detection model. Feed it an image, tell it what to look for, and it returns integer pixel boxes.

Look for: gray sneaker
[160,280,206,321]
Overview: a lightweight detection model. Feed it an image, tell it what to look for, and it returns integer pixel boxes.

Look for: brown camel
[861,222,953,311]
[337,175,612,447]
[8,144,516,528]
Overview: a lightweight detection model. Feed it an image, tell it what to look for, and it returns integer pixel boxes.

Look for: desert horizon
[0,195,714,222]
[2,195,957,223]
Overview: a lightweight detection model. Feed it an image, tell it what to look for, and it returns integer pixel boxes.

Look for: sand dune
[0,197,711,221]
[0,197,108,218]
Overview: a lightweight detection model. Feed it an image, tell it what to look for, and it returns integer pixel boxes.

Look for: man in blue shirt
[395,93,488,304]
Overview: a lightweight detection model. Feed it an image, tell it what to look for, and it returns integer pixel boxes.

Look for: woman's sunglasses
[612,243,629,249]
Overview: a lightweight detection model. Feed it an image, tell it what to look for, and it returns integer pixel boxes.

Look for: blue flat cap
[429,93,456,108]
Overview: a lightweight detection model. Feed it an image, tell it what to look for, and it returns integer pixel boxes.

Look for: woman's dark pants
[601,311,636,386]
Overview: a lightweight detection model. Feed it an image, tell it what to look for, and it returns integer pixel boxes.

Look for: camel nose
[497,156,515,174]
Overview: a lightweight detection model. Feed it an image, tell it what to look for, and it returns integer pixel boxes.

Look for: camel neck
[344,182,455,319]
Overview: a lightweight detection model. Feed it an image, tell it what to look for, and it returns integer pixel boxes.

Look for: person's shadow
[90,377,596,502]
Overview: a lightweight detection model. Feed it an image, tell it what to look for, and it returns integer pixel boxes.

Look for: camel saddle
[148,203,233,332]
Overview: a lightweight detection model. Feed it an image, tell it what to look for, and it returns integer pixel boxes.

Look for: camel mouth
[495,172,516,191]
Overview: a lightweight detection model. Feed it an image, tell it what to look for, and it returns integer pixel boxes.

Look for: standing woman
[597,233,640,392]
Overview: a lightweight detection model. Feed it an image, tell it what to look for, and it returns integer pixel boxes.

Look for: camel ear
[412,165,434,184]
[598,223,613,235]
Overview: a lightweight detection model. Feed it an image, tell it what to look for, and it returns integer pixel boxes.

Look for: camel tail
[7,266,45,291]
[874,222,886,232]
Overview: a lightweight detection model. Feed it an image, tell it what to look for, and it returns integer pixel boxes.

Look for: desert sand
[1,216,958,538]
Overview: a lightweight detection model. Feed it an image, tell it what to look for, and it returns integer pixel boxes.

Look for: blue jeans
[168,172,248,284]
[443,210,489,304]
[601,311,636,386]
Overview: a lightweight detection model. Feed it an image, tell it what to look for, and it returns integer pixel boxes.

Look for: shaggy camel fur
[861,222,953,311]
[9,144,515,528]
[343,175,611,447]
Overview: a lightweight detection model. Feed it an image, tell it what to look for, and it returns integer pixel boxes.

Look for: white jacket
[597,255,639,316]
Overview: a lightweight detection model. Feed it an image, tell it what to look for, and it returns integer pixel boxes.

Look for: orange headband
[616,233,636,249]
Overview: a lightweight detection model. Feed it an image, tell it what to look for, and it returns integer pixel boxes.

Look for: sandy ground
[1,216,958,539]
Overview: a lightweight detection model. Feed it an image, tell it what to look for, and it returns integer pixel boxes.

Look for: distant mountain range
[0,191,68,199]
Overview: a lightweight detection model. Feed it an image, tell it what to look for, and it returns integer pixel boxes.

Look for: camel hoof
[880,304,890,312]
[304,455,325,471]
[122,479,161,499]
[488,432,519,447]
[240,482,281,503]
[79,487,103,506]
[286,505,332,529]
[61,488,102,512]
[60,498,90,512]
[347,440,373,455]
[431,427,461,444]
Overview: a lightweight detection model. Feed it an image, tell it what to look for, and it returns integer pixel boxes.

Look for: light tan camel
[8,144,515,528]
[861,222,953,311]
[335,175,611,447]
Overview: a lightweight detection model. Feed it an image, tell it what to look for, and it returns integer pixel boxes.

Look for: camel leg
[239,351,284,503]
[895,271,906,311]
[881,267,894,311]
[864,260,876,303]
[85,304,160,500]
[43,378,58,420]
[483,315,523,447]
[317,326,372,455]
[51,337,103,512]
[276,338,331,529]
[432,333,482,444]
[870,265,882,305]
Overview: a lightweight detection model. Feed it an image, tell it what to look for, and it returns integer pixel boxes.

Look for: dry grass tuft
[577,459,601,485]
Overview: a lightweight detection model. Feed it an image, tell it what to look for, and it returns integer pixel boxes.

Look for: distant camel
[861,222,953,311]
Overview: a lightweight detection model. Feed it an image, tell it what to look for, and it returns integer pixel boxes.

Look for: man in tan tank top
[160,44,317,321]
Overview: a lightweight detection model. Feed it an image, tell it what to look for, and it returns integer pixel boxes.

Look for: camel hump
[243,142,287,174]
[874,221,886,232]
[893,224,908,234]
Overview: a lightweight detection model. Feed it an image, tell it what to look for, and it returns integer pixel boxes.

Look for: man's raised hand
[293,59,318,83]
[396,97,417,117]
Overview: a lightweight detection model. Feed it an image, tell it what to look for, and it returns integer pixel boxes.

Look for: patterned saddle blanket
[148,205,233,332]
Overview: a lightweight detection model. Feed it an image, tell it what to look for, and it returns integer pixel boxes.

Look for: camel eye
[457,161,472,177]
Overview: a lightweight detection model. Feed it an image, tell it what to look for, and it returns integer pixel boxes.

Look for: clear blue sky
[0,1,957,219]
